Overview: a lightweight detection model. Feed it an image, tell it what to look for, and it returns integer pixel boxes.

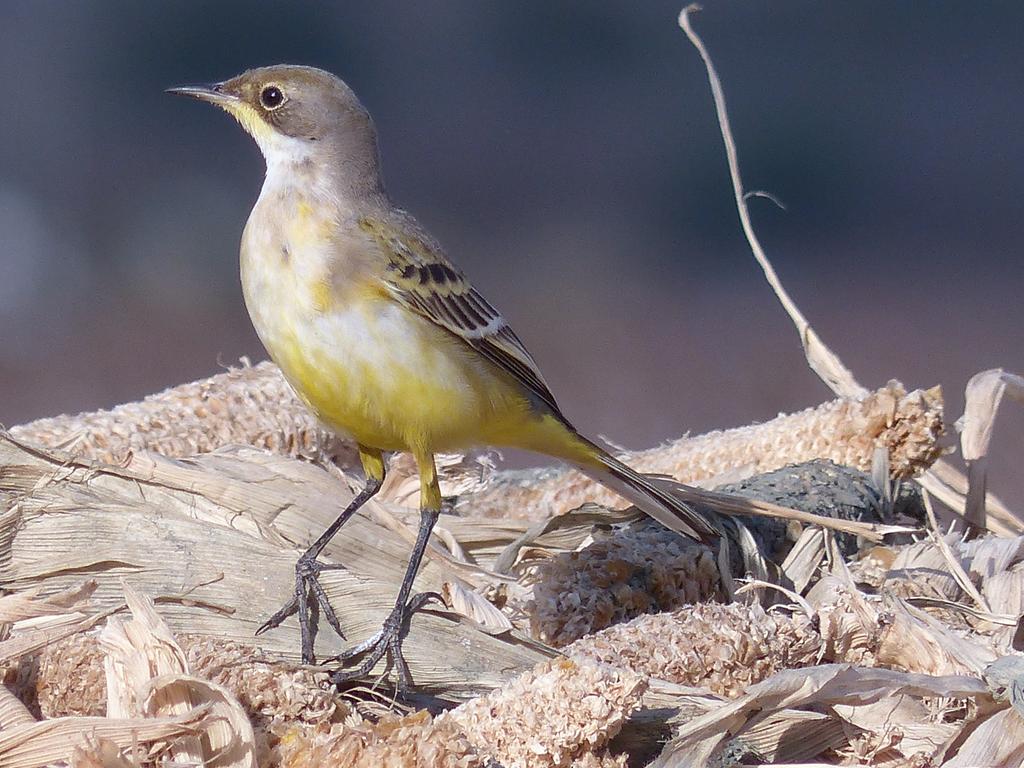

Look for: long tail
[570,437,719,545]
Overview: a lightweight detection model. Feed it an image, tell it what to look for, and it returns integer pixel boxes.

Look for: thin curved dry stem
[678,4,1022,536]
[678,4,866,399]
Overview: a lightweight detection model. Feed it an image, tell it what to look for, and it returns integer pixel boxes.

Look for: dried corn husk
[810,577,999,675]
[737,712,851,764]
[652,662,989,768]
[959,369,1024,533]
[6,422,1024,767]
[0,434,552,697]
[10,583,347,768]
[0,579,105,667]
[2,436,1022,767]
[0,709,211,768]
[871,532,1024,645]
[1,431,905,685]
[0,685,35,728]
[945,707,1024,767]
[0,582,98,625]
[2,584,234,768]
[883,534,969,602]
[831,695,964,765]
[99,584,257,768]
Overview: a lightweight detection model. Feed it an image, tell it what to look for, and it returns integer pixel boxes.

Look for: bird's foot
[329,591,441,695]
[255,552,348,664]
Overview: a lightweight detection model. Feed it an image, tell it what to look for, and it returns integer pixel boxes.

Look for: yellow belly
[249,283,535,452]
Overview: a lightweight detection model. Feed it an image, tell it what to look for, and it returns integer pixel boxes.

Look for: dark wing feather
[359,215,561,415]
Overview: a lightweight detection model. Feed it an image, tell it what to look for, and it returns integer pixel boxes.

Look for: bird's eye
[260,85,284,110]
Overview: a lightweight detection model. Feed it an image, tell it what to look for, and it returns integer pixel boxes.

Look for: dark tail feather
[571,443,719,544]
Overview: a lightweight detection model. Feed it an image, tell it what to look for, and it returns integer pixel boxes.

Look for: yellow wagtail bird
[169,65,717,690]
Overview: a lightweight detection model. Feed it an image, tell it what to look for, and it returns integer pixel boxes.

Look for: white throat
[258,132,316,174]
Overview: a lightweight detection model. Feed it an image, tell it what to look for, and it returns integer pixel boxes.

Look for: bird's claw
[255,553,348,664]
[329,591,442,695]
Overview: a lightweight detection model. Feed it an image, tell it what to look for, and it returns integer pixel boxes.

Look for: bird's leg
[331,451,442,694]
[256,446,385,664]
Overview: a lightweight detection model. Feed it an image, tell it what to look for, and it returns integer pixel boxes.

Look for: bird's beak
[166,82,239,107]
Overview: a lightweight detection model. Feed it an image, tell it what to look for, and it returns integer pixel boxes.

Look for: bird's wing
[358,215,561,415]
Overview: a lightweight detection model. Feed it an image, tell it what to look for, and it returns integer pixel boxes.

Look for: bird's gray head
[170,65,383,193]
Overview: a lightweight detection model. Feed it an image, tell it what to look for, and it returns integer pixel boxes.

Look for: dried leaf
[0,709,210,768]
[729,709,848,764]
[0,436,551,697]
[440,580,513,633]
[960,369,1024,463]
[779,528,825,595]
[944,707,1024,767]
[0,685,35,729]
[832,696,962,763]
[0,581,97,625]
[144,674,256,768]
[653,663,988,768]
[98,584,205,765]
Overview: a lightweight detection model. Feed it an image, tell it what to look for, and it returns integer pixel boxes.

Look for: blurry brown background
[1,2,1021,505]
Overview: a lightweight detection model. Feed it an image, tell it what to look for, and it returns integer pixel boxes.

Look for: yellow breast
[239,192,532,453]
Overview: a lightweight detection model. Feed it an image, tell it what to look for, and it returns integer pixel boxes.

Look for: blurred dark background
[1,2,1021,505]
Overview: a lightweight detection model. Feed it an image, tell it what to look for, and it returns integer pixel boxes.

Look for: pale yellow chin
[220,102,278,150]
